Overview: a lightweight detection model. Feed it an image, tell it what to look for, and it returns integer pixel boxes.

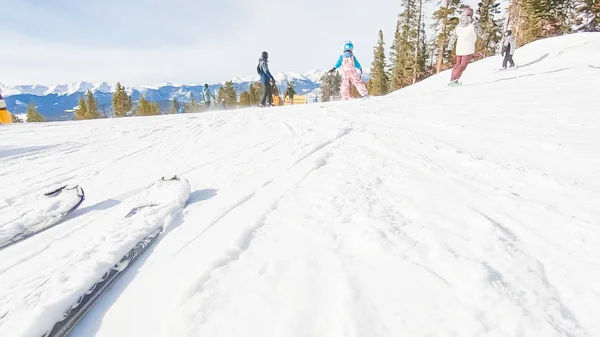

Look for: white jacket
[448,16,484,56]
[456,24,477,55]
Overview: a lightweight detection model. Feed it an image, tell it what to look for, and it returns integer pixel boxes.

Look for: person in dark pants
[501,30,516,69]
[257,51,276,107]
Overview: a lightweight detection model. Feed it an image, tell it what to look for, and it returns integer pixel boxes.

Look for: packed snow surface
[0,33,599,337]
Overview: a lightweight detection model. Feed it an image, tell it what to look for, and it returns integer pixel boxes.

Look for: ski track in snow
[0,33,599,337]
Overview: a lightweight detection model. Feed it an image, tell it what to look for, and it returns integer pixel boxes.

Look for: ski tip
[45,184,85,197]
[43,185,68,197]
[76,185,85,199]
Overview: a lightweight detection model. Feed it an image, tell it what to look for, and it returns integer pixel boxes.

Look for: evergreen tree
[333,72,342,97]
[412,1,426,84]
[136,95,148,115]
[26,103,44,122]
[222,81,238,105]
[217,87,225,104]
[534,0,573,34]
[432,0,464,73]
[416,16,430,81]
[75,95,88,120]
[239,91,251,106]
[171,98,179,114]
[370,30,389,95]
[187,94,200,112]
[366,79,373,93]
[124,92,132,115]
[85,90,99,119]
[321,72,342,102]
[511,0,572,45]
[112,82,122,117]
[388,20,401,89]
[504,0,523,43]
[150,102,161,115]
[249,84,259,105]
[136,95,160,116]
[389,0,420,90]
[321,73,334,102]
[112,82,132,117]
[476,0,503,57]
[571,0,600,30]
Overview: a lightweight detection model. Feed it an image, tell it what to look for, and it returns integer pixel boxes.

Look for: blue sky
[0,0,487,86]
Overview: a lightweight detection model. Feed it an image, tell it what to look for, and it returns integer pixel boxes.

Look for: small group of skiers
[446,6,517,86]
[256,52,302,106]
[257,6,516,106]
[257,40,370,107]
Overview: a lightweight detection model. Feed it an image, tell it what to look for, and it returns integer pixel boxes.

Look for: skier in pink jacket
[328,41,369,100]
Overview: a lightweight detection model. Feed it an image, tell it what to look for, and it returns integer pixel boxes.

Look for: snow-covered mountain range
[1,69,360,120]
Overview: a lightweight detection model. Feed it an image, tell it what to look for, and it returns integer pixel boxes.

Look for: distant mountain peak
[1,69,340,119]
[1,70,336,98]
[93,81,113,93]
[67,81,94,95]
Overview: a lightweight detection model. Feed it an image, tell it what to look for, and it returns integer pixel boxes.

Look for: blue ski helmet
[343,41,354,51]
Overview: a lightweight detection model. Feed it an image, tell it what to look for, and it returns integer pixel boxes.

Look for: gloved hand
[328,68,336,74]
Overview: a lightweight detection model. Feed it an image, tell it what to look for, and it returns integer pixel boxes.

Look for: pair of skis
[2,176,191,337]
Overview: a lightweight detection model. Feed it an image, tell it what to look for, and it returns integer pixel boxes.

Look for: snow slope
[1,32,599,337]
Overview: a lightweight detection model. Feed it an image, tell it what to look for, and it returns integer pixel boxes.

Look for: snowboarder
[501,30,517,69]
[203,84,216,109]
[329,41,369,100]
[257,51,276,107]
[284,81,296,104]
[446,7,484,86]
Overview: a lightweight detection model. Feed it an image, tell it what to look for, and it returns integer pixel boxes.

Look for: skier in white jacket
[446,6,484,86]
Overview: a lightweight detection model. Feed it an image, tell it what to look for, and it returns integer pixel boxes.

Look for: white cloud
[0,0,504,86]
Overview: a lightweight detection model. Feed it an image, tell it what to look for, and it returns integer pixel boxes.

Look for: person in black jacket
[257,51,276,107]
